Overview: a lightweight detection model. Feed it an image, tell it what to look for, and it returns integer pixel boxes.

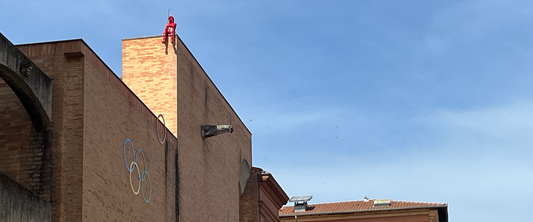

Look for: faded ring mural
[123,138,152,203]
[156,114,166,144]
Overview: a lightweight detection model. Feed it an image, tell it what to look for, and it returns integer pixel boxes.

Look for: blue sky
[2,0,533,221]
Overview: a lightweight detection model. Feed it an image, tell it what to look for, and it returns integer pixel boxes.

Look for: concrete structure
[0,31,285,221]
[0,33,52,130]
[0,171,51,222]
[279,199,448,222]
[0,33,54,217]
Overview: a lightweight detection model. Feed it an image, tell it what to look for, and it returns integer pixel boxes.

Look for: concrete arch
[0,33,52,129]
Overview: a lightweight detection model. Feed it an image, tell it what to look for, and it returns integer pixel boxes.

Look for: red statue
[162,16,177,44]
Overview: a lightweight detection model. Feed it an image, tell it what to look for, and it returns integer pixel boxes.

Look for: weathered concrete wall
[0,32,52,129]
[0,78,52,202]
[0,33,53,207]
[0,171,51,222]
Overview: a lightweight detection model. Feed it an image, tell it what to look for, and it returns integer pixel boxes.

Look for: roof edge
[279,205,448,217]
[122,34,252,135]
[122,35,162,41]
[16,38,178,145]
[15,38,85,46]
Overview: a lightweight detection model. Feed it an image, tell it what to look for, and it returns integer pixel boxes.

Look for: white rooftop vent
[289,195,313,212]
[373,199,391,207]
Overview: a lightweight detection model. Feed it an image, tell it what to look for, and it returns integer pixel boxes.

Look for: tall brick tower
[122,37,178,135]
[122,33,254,221]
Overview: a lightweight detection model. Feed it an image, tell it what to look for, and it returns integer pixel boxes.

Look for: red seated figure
[162,16,177,44]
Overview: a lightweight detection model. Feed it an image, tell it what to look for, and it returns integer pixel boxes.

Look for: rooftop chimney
[289,196,312,212]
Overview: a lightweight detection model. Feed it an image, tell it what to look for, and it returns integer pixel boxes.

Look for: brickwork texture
[15,40,178,222]
[1,34,254,222]
[122,36,253,222]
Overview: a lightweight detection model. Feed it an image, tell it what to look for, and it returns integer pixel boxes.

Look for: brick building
[279,199,448,222]
[0,30,287,221]
[240,167,289,222]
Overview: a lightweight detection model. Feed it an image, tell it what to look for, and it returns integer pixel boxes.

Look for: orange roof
[279,199,447,216]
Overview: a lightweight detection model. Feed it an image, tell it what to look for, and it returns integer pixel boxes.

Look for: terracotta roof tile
[279,199,447,216]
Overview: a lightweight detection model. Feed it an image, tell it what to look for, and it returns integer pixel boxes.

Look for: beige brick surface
[123,36,253,221]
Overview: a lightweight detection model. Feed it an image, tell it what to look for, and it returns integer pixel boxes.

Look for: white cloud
[243,104,351,136]
[423,0,533,54]
[274,100,533,222]
[430,100,533,148]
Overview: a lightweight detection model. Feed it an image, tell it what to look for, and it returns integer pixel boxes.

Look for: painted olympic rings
[123,139,135,172]
[141,170,151,203]
[156,114,166,144]
[130,162,141,195]
[135,149,146,179]
[123,138,152,203]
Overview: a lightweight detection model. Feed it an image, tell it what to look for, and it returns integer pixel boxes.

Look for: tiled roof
[279,199,447,216]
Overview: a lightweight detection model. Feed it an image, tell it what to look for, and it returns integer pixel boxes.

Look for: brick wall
[279,210,435,222]
[240,168,260,222]
[240,168,288,222]
[83,48,178,221]
[19,41,88,222]
[19,39,180,222]
[0,75,52,204]
[13,34,253,221]
[122,36,253,221]
[0,78,34,192]
[122,37,178,136]
[259,187,280,222]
